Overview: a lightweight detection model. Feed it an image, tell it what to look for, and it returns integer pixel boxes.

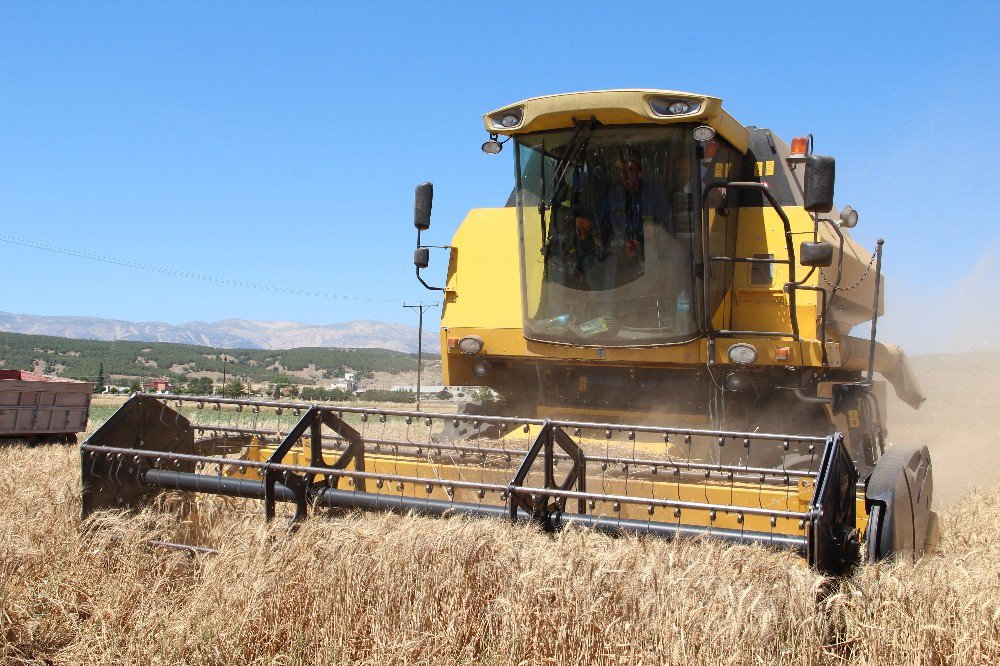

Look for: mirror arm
[415,266,444,292]
[824,219,846,290]
[415,229,445,291]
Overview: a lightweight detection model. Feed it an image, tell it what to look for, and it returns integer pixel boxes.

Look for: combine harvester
[81,90,934,574]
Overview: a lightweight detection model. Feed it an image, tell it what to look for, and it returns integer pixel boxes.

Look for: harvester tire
[863,444,933,563]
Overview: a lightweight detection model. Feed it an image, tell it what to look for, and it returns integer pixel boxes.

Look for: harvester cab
[81,89,936,574]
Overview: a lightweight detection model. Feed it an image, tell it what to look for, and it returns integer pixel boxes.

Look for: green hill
[0,331,433,386]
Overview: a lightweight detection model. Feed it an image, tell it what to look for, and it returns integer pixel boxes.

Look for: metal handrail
[700,182,799,365]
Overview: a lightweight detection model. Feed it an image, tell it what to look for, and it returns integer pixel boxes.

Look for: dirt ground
[885,351,1000,507]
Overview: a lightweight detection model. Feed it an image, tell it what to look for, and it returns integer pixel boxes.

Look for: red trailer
[0,370,92,443]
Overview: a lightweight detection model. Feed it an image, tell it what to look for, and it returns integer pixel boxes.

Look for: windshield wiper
[540,119,596,263]
[548,119,595,211]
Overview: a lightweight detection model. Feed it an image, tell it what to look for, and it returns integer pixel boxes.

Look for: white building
[328,372,357,392]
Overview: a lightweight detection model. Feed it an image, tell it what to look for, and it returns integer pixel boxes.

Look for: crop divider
[507,421,587,530]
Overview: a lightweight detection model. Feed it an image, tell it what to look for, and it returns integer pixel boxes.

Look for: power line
[0,233,405,303]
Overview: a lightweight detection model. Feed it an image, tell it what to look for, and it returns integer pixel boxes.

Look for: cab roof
[484,89,751,154]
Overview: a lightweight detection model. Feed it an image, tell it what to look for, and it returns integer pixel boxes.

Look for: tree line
[0,331,433,385]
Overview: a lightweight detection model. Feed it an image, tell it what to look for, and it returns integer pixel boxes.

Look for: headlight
[648,97,702,117]
[727,343,758,365]
[458,336,484,355]
[724,372,748,391]
[489,107,524,130]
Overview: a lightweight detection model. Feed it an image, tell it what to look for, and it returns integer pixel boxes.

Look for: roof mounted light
[788,136,810,164]
[692,125,716,142]
[839,205,859,228]
[648,97,702,117]
[482,133,503,154]
[488,107,524,130]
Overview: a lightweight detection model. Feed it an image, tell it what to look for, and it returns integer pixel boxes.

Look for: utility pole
[403,302,438,411]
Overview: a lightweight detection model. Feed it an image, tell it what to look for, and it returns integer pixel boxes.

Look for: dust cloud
[868,235,1000,507]
[886,351,1000,508]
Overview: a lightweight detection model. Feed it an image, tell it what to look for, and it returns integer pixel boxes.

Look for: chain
[820,251,877,292]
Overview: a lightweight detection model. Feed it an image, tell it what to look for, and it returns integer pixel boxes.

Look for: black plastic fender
[864,444,933,562]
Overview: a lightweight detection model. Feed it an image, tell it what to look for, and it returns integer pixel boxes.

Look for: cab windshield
[515,124,700,346]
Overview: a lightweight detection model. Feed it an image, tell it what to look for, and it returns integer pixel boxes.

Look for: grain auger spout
[82,394,933,574]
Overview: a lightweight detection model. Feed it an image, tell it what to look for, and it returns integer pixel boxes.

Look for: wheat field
[2,440,999,666]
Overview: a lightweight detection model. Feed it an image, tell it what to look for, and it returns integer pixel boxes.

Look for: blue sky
[1,2,997,353]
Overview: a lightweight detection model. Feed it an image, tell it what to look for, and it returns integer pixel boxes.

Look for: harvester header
[83,394,871,573]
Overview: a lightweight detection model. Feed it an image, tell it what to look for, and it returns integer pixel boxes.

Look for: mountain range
[0,311,430,353]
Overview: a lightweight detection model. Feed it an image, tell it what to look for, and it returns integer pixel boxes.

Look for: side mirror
[414,182,433,230]
[800,241,834,267]
[804,155,835,213]
[413,247,429,269]
[412,181,443,292]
